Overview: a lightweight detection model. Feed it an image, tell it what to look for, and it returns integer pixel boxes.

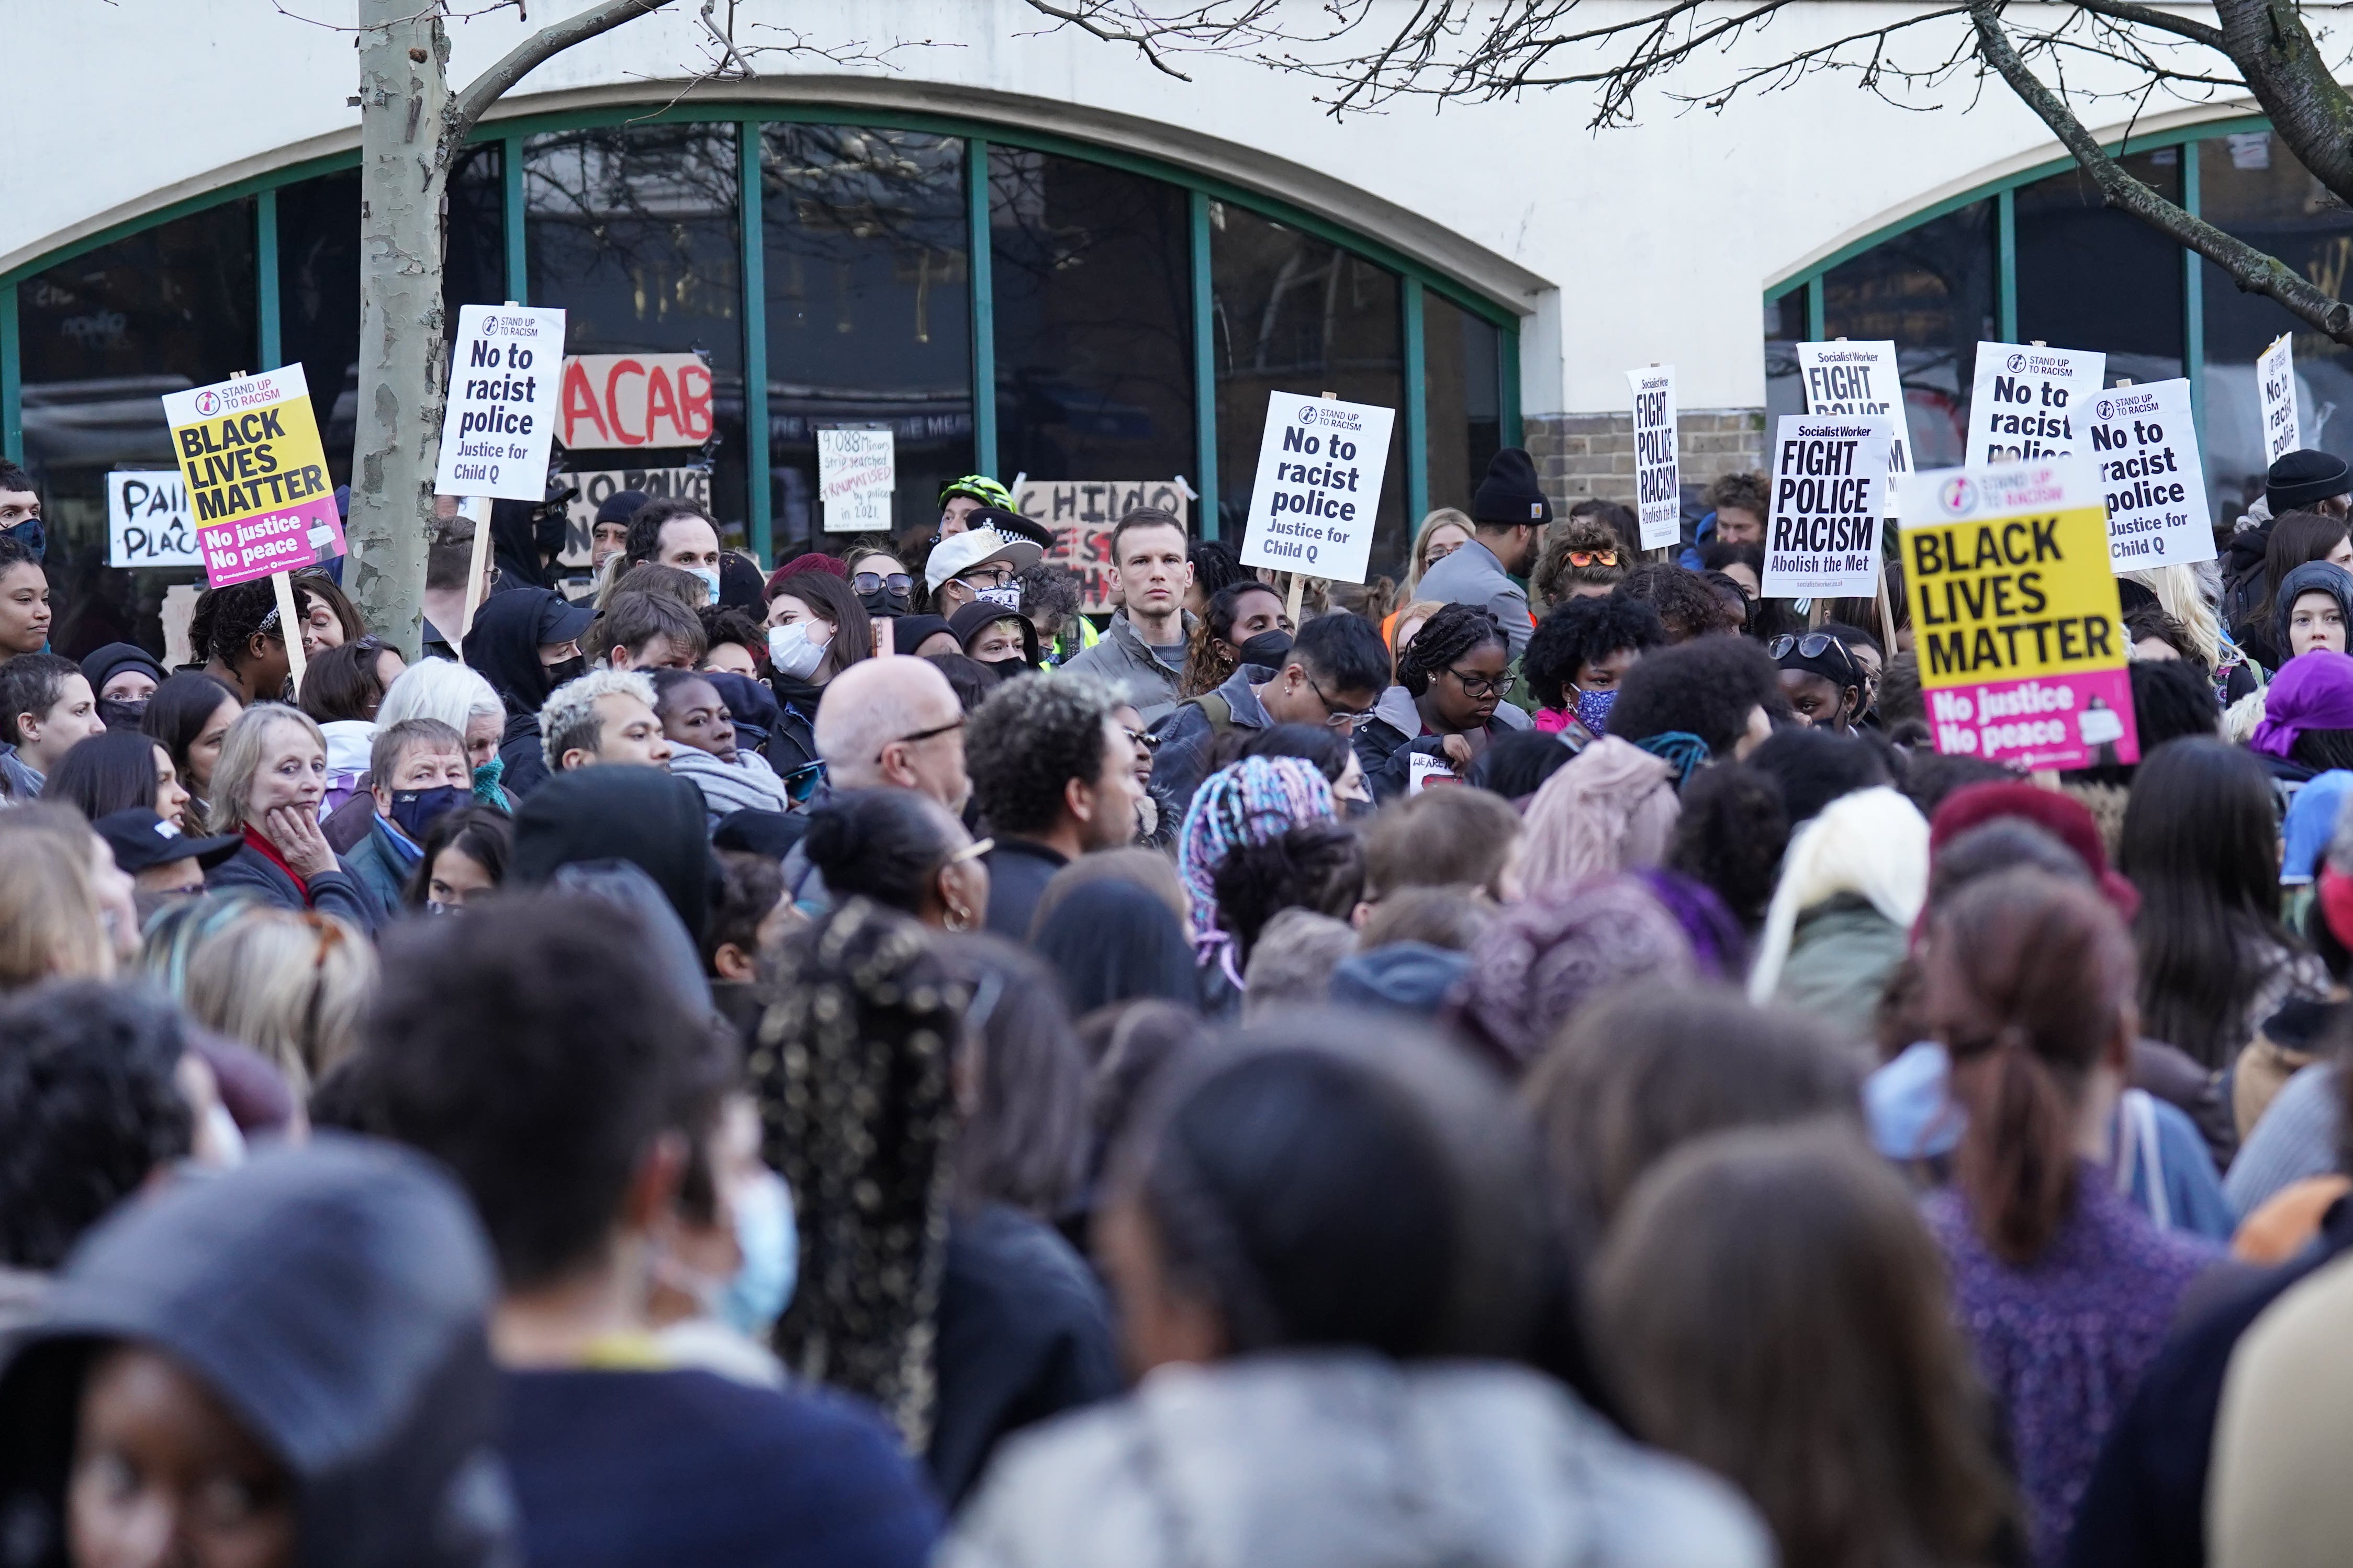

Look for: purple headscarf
[2251,648,2353,759]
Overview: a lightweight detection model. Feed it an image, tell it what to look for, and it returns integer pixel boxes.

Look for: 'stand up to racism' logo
[193,390,222,418]
[2005,353,2026,374]
[2096,398,2116,422]
[1935,477,1977,518]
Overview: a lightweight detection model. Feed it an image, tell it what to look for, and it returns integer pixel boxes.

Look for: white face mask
[689,566,722,605]
[767,621,830,681]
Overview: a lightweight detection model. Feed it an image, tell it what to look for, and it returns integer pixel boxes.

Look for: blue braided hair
[1177,757,1336,974]
[1633,729,1712,789]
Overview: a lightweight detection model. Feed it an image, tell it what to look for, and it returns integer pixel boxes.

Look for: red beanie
[1929,780,2138,922]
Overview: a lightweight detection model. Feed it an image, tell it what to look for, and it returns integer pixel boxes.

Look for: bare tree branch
[1971,1,2352,341]
[2070,0,2226,53]
[452,0,678,138]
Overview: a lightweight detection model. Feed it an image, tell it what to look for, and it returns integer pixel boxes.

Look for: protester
[293,569,365,653]
[923,524,1044,620]
[376,656,510,806]
[1529,511,1629,611]
[2238,508,2353,670]
[622,495,726,593]
[0,826,115,989]
[1617,560,1727,642]
[1031,878,1197,1016]
[1151,612,1390,822]
[799,787,991,930]
[461,585,595,799]
[1398,507,1475,601]
[1772,631,1869,731]
[1061,509,1196,717]
[765,568,873,712]
[1517,735,1679,889]
[2249,646,2353,783]
[1606,633,1779,762]
[699,604,767,679]
[811,655,970,811]
[650,669,795,823]
[539,668,674,774]
[43,728,191,825]
[0,533,51,663]
[1176,756,1337,1008]
[201,704,378,928]
[1524,592,1666,734]
[94,805,241,899]
[1358,785,1522,911]
[0,651,105,798]
[846,544,914,621]
[949,600,1041,680]
[1451,875,1701,1071]
[341,717,473,913]
[1212,820,1364,985]
[965,673,1143,938]
[510,767,718,958]
[2274,559,2353,659]
[1665,762,1789,933]
[1747,785,1928,1040]
[891,613,959,659]
[1174,579,1294,702]
[173,901,376,1096]
[141,672,242,833]
[1238,908,1355,1016]
[81,640,164,729]
[1357,603,1529,799]
[586,588,705,674]
[408,804,511,912]
[296,636,401,811]
[194,577,309,704]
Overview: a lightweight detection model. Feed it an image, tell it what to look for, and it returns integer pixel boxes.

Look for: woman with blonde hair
[2126,562,2258,705]
[170,902,376,1095]
[202,703,378,929]
[1400,508,1475,601]
[0,826,114,988]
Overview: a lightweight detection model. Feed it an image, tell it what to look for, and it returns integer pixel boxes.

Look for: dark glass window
[1821,200,1996,469]
[445,141,508,327]
[276,170,361,490]
[2197,129,2353,524]
[1764,288,1805,427]
[1211,202,1405,570]
[2016,149,2183,382]
[525,123,746,544]
[763,126,972,552]
[18,200,257,656]
[1421,291,1501,519]
[989,149,1195,503]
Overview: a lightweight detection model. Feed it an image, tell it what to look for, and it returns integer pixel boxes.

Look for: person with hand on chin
[201,704,379,930]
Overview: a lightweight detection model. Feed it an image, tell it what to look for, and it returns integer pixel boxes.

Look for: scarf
[2251,648,2353,759]
[241,825,309,901]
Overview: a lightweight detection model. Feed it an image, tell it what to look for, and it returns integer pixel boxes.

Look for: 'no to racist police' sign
[1239,391,1396,585]
[1760,414,1891,599]
[437,304,566,501]
[2259,333,2300,464]
[2088,379,2213,569]
[1966,342,2105,467]
[160,366,344,589]
[1898,454,2138,772]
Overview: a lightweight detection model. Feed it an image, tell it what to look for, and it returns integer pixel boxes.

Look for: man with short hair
[0,460,44,563]
[922,519,1043,620]
[343,717,472,912]
[1417,447,1549,659]
[365,895,942,1568]
[0,652,103,798]
[624,498,724,603]
[1062,508,1196,719]
[591,590,707,672]
[813,656,970,813]
[1148,611,1392,823]
[541,668,675,773]
[592,489,646,576]
[965,671,1145,938]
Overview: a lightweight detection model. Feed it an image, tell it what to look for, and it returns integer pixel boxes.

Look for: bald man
[813,655,971,814]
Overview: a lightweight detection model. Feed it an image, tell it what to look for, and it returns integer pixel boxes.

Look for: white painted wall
[2,0,2248,417]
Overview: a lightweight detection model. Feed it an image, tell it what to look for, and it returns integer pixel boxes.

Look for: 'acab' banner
[1966,342,2105,467]
[1239,391,1396,585]
[1899,455,2138,771]
[558,352,715,449]
[1797,340,1910,517]
[437,303,566,501]
[1761,415,1890,599]
[2088,379,2213,569]
[160,366,345,589]
[1626,366,1679,549]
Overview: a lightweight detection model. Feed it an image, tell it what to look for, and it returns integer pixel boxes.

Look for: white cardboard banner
[1627,365,1679,549]
[436,303,566,500]
[2259,333,2300,464]
[1238,391,1396,584]
[1761,414,1890,599]
[1797,340,1911,517]
[1965,342,2106,466]
[817,427,896,534]
[2087,379,2214,569]
[106,470,202,569]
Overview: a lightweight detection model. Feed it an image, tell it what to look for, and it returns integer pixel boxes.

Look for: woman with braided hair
[1354,602,1531,803]
[1175,755,1338,1013]
[196,577,311,705]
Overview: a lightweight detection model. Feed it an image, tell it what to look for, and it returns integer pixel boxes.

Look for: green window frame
[1,101,1521,567]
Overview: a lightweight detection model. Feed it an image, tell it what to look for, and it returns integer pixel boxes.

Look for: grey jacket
[1415,537,1534,659]
[1061,610,1196,723]
[943,1351,1769,1568]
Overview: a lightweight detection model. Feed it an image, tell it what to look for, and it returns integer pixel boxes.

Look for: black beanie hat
[2268,449,2352,513]
[1472,447,1551,528]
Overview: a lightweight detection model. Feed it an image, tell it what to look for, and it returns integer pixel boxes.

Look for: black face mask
[543,655,586,685]
[97,697,148,731]
[860,586,912,618]
[982,657,1033,684]
[1235,630,1294,669]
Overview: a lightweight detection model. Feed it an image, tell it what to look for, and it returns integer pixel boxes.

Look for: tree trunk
[350,1,455,658]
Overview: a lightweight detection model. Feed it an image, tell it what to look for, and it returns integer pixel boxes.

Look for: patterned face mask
[1574,687,1619,735]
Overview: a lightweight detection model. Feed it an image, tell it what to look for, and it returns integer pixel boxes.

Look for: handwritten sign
[1015,479,1192,613]
[559,466,711,568]
[1899,455,2138,771]
[1627,366,1679,549]
[160,365,345,589]
[557,352,715,449]
[2088,379,2213,569]
[2259,333,2300,465]
[107,471,201,569]
[817,427,896,534]
[1966,342,2105,466]
[436,303,565,500]
[1239,391,1396,585]
[1761,414,1891,599]
[1797,340,1910,516]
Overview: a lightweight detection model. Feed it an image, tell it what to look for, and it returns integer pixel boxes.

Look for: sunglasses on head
[1566,548,1619,568]
[1768,634,1854,661]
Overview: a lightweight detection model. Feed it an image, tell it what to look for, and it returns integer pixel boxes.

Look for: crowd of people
[6,438,2353,1566]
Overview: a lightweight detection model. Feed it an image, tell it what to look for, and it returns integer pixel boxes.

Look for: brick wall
[1524,408,1767,514]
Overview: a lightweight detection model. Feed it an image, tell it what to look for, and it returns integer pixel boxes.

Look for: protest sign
[1015,479,1191,613]
[436,303,565,500]
[817,427,896,534]
[1239,391,1396,584]
[2259,333,2300,464]
[1965,342,2105,466]
[1898,454,2138,771]
[159,365,344,589]
[559,465,710,567]
[1760,414,1890,599]
[2087,379,2213,568]
[1407,752,1464,796]
[1626,366,1679,549]
[106,471,201,569]
[558,352,715,449]
[1797,340,1910,516]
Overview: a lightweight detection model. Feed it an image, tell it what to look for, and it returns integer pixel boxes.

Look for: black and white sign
[1626,365,1679,549]
[2089,379,2213,568]
[1797,340,1911,517]
[1761,415,1890,599]
[2259,333,2300,464]
[1966,342,2105,466]
[436,303,566,500]
[1239,391,1396,584]
[107,470,201,568]
[817,427,895,534]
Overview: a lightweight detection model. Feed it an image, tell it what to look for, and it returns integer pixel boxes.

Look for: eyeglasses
[876,716,965,761]
[955,564,1014,590]
[1305,675,1377,731]
[778,758,827,804]
[1768,634,1855,663]
[1566,549,1619,568]
[1125,726,1162,752]
[1445,667,1511,699]
[852,571,913,597]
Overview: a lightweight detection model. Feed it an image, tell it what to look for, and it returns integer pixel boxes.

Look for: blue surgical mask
[717,1169,797,1338]
[689,566,721,605]
[389,785,468,843]
[1574,687,1619,735]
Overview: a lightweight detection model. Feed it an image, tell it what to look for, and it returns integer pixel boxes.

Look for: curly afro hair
[1607,634,1782,758]
[1616,562,1725,642]
[1395,603,1508,698]
[1524,595,1668,709]
[966,671,1125,837]
[1666,762,1789,929]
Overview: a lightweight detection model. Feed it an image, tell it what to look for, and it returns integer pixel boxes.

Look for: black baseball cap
[95,808,242,875]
